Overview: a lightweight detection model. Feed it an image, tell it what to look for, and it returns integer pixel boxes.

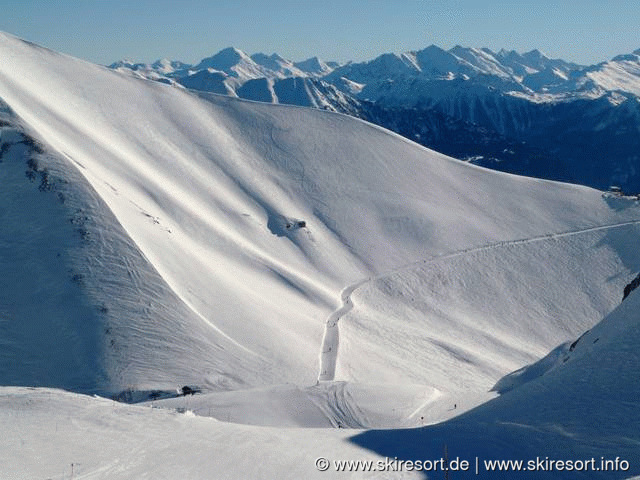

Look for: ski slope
[352,288,640,479]
[1,31,640,478]
[3,284,640,479]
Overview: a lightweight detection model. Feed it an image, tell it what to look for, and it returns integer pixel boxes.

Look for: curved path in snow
[318,280,369,381]
[317,217,640,382]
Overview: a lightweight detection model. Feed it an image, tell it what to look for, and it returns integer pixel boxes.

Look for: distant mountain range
[110,45,640,192]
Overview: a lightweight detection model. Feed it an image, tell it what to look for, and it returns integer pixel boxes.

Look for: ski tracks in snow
[315,381,366,428]
[316,218,640,383]
[317,280,369,381]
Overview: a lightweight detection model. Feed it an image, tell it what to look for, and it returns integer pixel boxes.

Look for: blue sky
[1,0,638,65]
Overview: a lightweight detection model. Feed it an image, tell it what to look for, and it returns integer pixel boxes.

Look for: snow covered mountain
[294,56,339,76]
[109,58,192,83]
[191,47,309,87]
[110,45,640,193]
[578,50,640,97]
[327,46,640,192]
[236,76,361,114]
[12,30,639,396]
[2,31,640,478]
[324,45,583,98]
[118,47,352,113]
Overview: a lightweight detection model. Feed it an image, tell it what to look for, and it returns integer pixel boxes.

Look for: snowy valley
[1,31,640,478]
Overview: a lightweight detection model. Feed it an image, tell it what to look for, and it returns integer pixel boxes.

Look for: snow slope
[3,29,640,396]
[2,30,640,479]
[2,289,640,478]
[352,288,640,479]
[0,387,381,480]
[582,51,640,97]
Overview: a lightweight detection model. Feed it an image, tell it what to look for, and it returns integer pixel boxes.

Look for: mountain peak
[250,52,292,72]
[521,49,548,64]
[524,48,544,57]
[252,52,286,62]
[420,44,448,54]
[611,52,640,63]
[496,48,516,58]
[194,47,251,71]
[219,46,246,56]
[413,45,462,75]
[294,56,334,75]
[152,58,172,67]
[150,58,191,74]
[108,58,142,70]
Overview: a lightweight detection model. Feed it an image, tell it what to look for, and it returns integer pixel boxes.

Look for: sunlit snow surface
[1,31,640,478]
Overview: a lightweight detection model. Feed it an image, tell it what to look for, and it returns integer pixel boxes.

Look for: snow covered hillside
[112,44,640,193]
[2,31,640,478]
[352,288,640,478]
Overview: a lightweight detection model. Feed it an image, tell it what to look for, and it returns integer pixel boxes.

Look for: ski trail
[386,218,640,282]
[316,218,640,383]
[310,382,366,428]
[325,382,365,428]
[317,280,369,381]
[406,388,444,420]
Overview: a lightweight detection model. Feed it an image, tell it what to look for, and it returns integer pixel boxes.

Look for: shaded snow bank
[352,289,640,478]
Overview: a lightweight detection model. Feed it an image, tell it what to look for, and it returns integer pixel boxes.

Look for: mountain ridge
[4,29,640,398]
[109,43,640,193]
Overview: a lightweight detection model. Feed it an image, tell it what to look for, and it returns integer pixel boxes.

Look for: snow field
[1,31,640,478]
